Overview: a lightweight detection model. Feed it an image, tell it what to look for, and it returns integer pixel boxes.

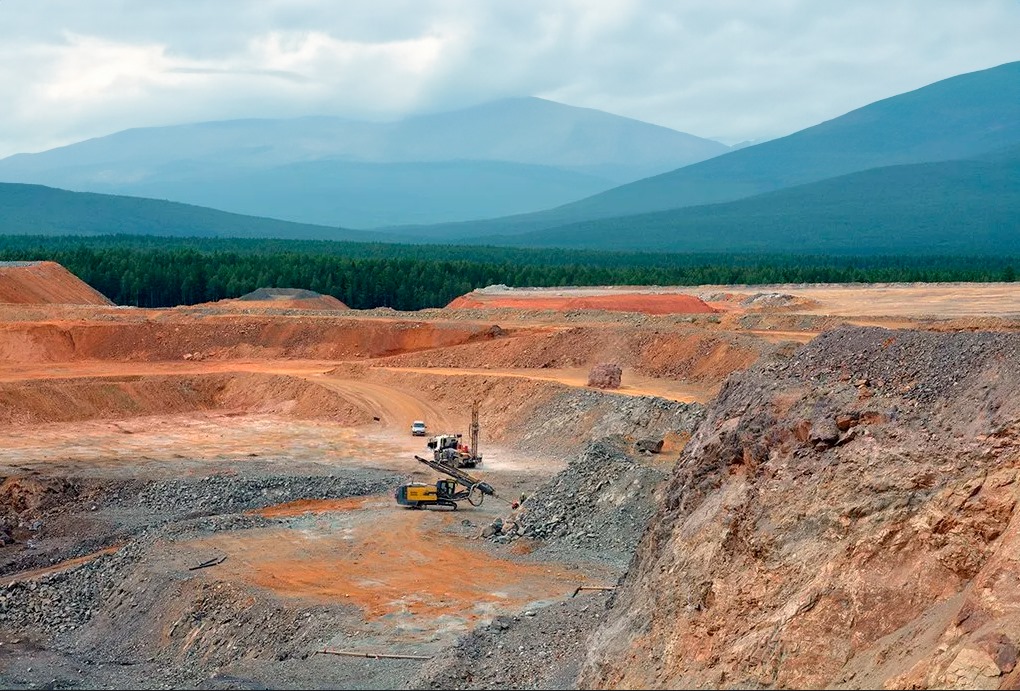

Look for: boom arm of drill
[413,455,496,497]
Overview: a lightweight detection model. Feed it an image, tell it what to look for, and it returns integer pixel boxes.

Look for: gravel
[409,591,613,690]
[485,436,669,567]
[511,389,704,456]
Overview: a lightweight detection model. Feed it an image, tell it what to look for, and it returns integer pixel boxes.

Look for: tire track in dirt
[299,374,455,431]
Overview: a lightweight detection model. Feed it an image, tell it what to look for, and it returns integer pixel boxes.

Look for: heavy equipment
[394,453,496,510]
[425,405,483,468]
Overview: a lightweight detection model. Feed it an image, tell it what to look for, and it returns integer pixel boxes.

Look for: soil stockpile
[0,261,112,305]
[581,326,1020,689]
[447,288,715,315]
[224,287,349,310]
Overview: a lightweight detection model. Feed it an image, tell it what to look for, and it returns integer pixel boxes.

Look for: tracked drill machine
[394,453,496,510]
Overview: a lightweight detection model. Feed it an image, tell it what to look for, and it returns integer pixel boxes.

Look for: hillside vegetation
[0,235,1015,310]
[0,183,382,242]
[480,149,1020,253]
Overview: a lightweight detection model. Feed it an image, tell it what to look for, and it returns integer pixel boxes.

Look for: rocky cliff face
[581,326,1020,689]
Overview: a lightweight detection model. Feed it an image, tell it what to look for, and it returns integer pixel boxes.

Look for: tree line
[0,234,1015,310]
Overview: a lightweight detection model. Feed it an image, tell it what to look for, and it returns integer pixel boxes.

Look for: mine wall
[581,326,1020,689]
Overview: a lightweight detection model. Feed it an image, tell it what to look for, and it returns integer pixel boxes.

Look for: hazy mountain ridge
[0,97,729,228]
[394,60,1020,240]
[2,64,1018,256]
[472,146,1020,255]
[0,183,383,242]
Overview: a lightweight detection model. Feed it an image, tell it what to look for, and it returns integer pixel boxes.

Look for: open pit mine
[1,262,1019,689]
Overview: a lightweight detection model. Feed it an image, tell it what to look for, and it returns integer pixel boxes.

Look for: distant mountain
[467,146,1020,255]
[396,60,1020,239]
[0,98,728,228]
[0,183,387,242]
[75,159,616,229]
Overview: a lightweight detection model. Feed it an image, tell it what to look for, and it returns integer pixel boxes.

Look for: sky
[1,0,1018,158]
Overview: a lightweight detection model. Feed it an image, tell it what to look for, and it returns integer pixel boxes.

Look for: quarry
[2,261,1020,689]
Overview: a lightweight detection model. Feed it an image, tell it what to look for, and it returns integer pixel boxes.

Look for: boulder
[588,363,622,389]
[635,438,664,454]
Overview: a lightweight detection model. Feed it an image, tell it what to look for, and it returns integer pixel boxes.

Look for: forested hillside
[485,151,1020,253]
[1,235,1014,310]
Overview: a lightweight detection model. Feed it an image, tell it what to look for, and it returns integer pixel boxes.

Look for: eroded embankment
[0,316,507,363]
[373,325,768,384]
[0,372,373,427]
[582,326,1020,689]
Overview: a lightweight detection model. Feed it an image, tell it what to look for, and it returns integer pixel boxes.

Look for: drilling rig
[425,404,483,468]
[394,453,497,510]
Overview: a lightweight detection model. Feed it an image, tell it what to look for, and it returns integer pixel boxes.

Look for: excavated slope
[0,372,373,428]
[0,261,112,305]
[582,326,1020,689]
[0,317,501,363]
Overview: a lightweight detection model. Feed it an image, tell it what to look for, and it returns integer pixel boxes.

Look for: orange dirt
[7,264,1020,688]
[193,497,601,624]
[0,261,112,305]
[448,292,715,314]
[251,496,374,518]
[0,314,502,363]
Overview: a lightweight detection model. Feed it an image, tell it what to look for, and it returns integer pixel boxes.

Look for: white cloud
[0,0,1017,156]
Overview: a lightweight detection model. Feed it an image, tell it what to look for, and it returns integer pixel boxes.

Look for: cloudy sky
[1,0,1018,157]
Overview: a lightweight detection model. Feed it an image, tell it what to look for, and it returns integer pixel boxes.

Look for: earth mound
[447,287,715,315]
[0,261,112,305]
[208,287,348,310]
[582,326,1020,689]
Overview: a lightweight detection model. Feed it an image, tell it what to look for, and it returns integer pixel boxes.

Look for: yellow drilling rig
[394,453,496,510]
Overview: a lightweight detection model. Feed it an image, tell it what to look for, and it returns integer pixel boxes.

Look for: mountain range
[401,60,1020,240]
[0,61,1018,256]
[0,98,728,228]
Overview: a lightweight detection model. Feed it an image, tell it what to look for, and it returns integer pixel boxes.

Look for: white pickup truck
[411,420,427,436]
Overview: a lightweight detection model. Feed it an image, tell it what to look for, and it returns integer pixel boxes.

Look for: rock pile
[0,539,146,635]
[131,473,396,518]
[410,591,612,690]
[484,436,667,564]
[510,388,703,457]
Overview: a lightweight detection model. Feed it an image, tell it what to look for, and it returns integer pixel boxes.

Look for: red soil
[0,315,500,363]
[447,292,715,315]
[0,261,112,305]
